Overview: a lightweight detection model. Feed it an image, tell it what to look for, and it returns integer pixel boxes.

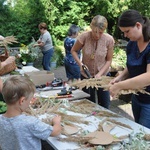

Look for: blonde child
[0,75,61,150]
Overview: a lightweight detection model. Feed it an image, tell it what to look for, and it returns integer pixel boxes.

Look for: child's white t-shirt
[0,114,53,150]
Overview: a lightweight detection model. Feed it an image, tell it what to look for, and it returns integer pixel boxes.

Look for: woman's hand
[80,64,91,78]
[37,40,41,44]
[109,83,121,99]
[95,73,102,79]
[110,75,122,84]
[80,65,87,78]
[108,75,123,99]
[33,40,42,47]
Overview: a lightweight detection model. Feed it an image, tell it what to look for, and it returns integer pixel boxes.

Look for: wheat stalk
[0,36,18,48]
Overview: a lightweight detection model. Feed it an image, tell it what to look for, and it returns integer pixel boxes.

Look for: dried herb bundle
[73,99,95,106]
[24,98,62,117]
[65,99,97,114]
[70,76,150,96]
[0,36,18,47]
[97,118,132,132]
[95,110,120,118]
[107,119,132,130]
[70,76,112,90]
[55,112,89,125]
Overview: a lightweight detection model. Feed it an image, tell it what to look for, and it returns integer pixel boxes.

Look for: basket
[0,49,16,76]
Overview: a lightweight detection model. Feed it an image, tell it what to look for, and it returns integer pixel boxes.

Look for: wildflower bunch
[19,40,40,65]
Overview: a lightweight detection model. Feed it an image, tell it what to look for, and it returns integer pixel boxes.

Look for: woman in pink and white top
[71,15,114,109]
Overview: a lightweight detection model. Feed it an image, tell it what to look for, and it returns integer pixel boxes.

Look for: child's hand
[50,115,62,136]
[52,115,61,125]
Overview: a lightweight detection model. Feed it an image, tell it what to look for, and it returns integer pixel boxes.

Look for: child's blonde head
[2,75,35,105]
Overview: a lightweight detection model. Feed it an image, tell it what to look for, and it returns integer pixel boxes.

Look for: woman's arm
[0,56,15,69]
[71,40,90,77]
[0,56,15,92]
[33,40,44,47]
[109,64,150,98]
[110,67,129,84]
[95,46,114,78]
[71,40,83,67]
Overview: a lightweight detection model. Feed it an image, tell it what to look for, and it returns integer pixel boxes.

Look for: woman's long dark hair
[118,9,150,42]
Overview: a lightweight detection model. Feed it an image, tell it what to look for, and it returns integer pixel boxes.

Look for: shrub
[51,46,65,67]
[111,47,127,71]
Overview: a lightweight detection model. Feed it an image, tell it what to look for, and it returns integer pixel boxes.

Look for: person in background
[0,75,61,150]
[109,10,150,128]
[0,35,16,93]
[34,22,54,71]
[71,15,114,109]
[64,24,81,83]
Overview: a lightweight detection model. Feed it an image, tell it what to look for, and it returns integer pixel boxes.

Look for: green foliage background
[0,0,150,46]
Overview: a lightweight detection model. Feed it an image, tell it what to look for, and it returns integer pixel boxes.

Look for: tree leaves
[0,0,149,46]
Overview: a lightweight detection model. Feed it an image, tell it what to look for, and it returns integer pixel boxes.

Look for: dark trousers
[81,75,110,109]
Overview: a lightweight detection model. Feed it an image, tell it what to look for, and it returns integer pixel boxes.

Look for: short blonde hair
[2,75,35,105]
[90,15,108,30]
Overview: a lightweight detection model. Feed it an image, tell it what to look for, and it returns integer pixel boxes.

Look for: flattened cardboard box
[25,70,54,85]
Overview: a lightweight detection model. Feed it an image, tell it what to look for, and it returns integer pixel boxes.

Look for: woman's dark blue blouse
[126,41,150,103]
[64,37,81,64]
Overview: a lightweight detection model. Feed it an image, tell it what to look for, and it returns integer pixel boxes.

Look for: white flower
[22,61,26,65]
[17,54,21,58]
[20,47,29,54]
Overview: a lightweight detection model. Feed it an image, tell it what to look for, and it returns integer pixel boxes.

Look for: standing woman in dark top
[64,24,81,83]
[109,10,150,128]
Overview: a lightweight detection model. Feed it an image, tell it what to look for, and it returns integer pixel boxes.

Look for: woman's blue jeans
[42,48,54,71]
[132,94,150,129]
[81,75,110,109]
